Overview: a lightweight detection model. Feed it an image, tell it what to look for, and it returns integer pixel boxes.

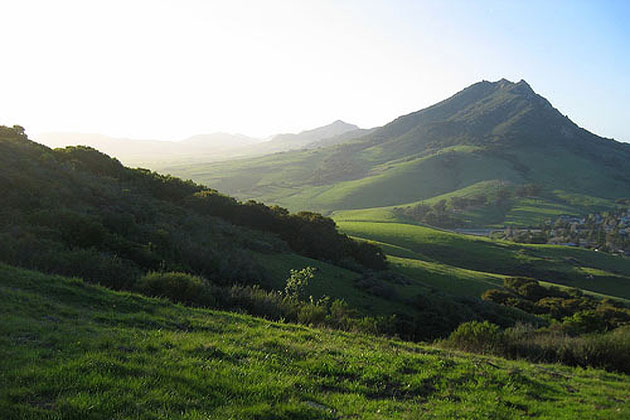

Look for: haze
[1,0,628,142]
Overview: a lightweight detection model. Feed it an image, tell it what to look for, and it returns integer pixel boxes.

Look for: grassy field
[335,220,630,300]
[2,264,630,419]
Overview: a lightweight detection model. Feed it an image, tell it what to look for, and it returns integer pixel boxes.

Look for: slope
[335,220,630,300]
[2,263,629,419]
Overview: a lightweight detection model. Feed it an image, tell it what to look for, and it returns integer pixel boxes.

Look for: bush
[501,325,630,374]
[135,271,211,305]
[442,321,504,354]
[297,301,328,325]
[561,310,608,335]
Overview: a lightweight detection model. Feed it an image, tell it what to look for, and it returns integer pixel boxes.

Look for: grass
[2,263,630,419]
[388,255,507,297]
[335,220,630,300]
[332,185,620,229]
[251,252,411,315]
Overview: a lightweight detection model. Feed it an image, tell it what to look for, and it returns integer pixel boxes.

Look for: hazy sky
[1,0,628,141]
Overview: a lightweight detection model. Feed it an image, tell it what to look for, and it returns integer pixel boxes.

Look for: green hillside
[3,264,630,420]
[334,219,630,301]
[165,79,630,227]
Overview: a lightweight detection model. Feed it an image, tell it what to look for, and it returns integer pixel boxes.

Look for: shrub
[561,310,608,335]
[135,271,211,305]
[222,284,297,321]
[485,324,630,374]
[504,277,547,300]
[481,288,514,304]
[297,301,328,325]
[355,273,398,299]
[443,321,504,354]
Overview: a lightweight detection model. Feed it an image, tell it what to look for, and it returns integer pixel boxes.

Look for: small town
[498,208,630,256]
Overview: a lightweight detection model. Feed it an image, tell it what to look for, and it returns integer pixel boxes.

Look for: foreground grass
[1,264,630,419]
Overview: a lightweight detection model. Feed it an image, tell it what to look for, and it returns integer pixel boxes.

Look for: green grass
[336,221,630,300]
[332,185,619,229]
[388,255,507,296]
[2,264,630,419]
[251,252,411,315]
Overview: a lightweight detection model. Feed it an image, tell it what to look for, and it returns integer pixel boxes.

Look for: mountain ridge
[34,120,364,167]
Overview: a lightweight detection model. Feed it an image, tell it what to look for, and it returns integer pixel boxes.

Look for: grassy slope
[335,221,630,300]
[2,264,630,420]
[166,142,624,227]
[251,252,416,316]
[332,180,619,229]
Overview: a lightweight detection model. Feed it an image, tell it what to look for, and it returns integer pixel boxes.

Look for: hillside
[2,125,543,340]
[166,79,630,227]
[332,218,630,300]
[6,123,630,371]
[0,125,387,295]
[2,264,630,419]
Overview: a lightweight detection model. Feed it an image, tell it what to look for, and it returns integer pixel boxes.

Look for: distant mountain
[36,121,363,168]
[35,131,263,167]
[308,127,378,149]
[268,120,359,149]
[166,79,630,227]
[180,132,260,148]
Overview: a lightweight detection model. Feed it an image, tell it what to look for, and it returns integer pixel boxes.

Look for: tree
[284,266,317,301]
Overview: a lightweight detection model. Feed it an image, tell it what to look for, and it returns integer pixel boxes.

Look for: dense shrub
[187,191,387,270]
[501,325,630,374]
[135,272,212,305]
[483,277,630,331]
[442,322,630,374]
[220,284,296,321]
[441,321,504,354]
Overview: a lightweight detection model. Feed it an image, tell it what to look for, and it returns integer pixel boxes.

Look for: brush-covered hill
[3,264,630,419]
[167,79,630,227]
[0,124,386,290]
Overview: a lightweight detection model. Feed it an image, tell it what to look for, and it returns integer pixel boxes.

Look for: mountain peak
[495,78,535,94]
[328,120,358,129]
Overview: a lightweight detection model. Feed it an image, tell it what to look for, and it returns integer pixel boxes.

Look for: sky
[1,0,629,142]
